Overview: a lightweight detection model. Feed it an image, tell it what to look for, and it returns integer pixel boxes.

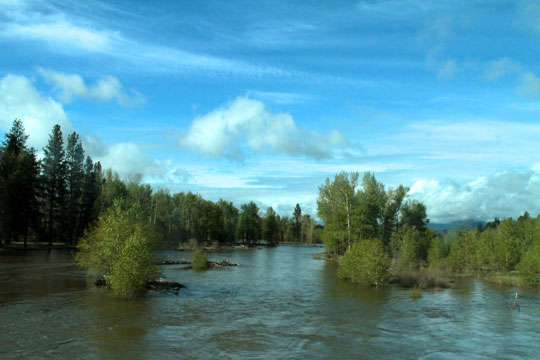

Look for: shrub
[338,238,390,287]
[76,200,159,298]
[192,248,208,270]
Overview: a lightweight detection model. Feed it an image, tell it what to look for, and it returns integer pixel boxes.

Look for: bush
[76,200,159,298]
[338,238,390,287]
[192,248,208,270]
[517,243,540,286]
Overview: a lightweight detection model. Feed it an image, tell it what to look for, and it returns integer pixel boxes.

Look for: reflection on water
[1,246,539,359]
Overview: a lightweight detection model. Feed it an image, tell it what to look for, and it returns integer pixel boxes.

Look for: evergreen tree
[293,203,302,241]
[66,132,85,244]
[0,119,41,245]
[42,124,68,245]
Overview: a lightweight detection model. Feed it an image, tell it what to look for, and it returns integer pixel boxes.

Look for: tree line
[0,120,320,248]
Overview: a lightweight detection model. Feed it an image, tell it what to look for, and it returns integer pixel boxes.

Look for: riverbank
[0,242,76,251]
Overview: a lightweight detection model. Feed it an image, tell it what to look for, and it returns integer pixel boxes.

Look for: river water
[1,245,539,359]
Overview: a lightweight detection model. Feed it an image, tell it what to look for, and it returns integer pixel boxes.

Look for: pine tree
[293,203,302,242]
[66,132,85,244]
[0,120,41,246]
[42,125,68,245]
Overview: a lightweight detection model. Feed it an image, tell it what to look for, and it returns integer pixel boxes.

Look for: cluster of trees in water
[0,120,320,249]
[442,214,540,285]
[317,172,540,288]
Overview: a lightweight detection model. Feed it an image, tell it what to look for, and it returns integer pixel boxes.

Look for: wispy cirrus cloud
[483,57,540,99]
[37,67,145,105]
[0,0,290,78]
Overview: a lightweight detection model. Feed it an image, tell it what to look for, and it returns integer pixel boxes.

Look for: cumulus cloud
[37,68,145,105]
[180,96,347,159]
[410,166,540,223]
[0,72,171,181]
[81,134,181,182]
[0,74,74,149]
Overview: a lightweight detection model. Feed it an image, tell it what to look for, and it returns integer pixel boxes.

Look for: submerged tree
[338,238,390,287]
[76,200,159,298]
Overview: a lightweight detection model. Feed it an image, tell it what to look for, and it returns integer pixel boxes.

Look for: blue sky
[2,0,540,223]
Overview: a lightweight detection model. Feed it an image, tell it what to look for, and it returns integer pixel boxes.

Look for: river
[1,245,539,359]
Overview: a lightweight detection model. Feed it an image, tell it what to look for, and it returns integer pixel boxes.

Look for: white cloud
[410,167,540,223]
[37,68,144,105]
[0,74,74,149]
[0,73,168,180]
[180,96,347,159]
[6,21,114,52]
[96,142,164,177]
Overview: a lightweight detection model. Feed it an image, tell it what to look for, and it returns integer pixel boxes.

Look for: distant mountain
[428,220,485,233]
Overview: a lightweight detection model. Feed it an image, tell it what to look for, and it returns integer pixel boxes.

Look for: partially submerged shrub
[76,200,159,298]
[338,238,390,287]
[410,285,422,300]
[192,248,208,270]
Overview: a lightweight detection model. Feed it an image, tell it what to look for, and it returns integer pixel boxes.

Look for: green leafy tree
[380,185,408,248]
[517,243,540,286]
[449,230,477,275]
[237,201,261,245]
[427,234,444,269]
[393,225,420,271]
[400,200,429,233]
[494,219,520,272]
[317,172,359,254]
[355,172,386,239]
[217,199,239,244]
[263,206,278,245]
[76,200,159,298]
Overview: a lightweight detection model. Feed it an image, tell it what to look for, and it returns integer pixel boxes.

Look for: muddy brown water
[1,245,539,359]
